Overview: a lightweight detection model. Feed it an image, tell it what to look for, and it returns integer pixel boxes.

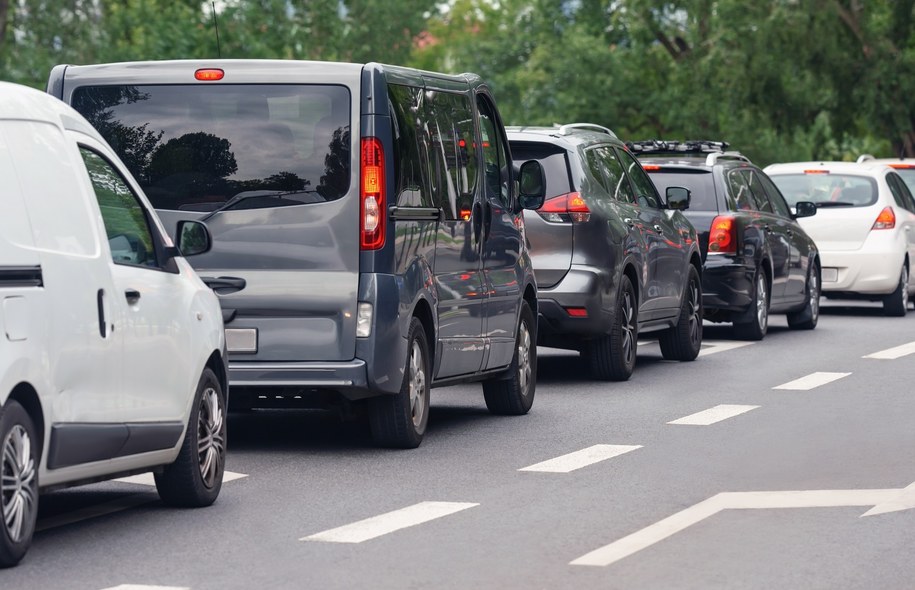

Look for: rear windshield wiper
[201,190,320,220]
[814,201,858,208]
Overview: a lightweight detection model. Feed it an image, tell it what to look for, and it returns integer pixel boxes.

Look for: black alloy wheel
[660,265,703,361]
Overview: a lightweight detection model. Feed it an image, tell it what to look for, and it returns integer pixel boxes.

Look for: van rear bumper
[228,359,374,400]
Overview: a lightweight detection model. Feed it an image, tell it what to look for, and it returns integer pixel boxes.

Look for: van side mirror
[176,220,212,257]
[517,160,546,211]
[665,186,691,211]
[794,201,817,218]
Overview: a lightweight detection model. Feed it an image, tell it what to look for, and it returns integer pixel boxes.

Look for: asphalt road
[4,301,915,590]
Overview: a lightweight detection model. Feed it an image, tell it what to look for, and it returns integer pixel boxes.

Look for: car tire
[659,265,703,361]
[155,367,226,508]
[788,263,820,330]
[369,317,430,448]
[734,268,769,341]
[882,264,909,317]
[0,400,39,568]
[483,302,536,415]
[588,275,637,381]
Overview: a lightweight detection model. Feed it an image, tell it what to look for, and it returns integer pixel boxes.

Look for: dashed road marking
[698,340,754,357]
[519,444,642,473]
[773,371,851,391]
[101,586,190,590]
[667,404,760,426]
[863,341,915,360]
[115,471,248,486]
[301,501,479,544]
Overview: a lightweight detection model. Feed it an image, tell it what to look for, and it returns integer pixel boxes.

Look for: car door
[77,139,195,423]
[736,169,790,303]
[476,93,522,370]
[886,172,915,292]
[618,147,688,315]
[757,171,809,303]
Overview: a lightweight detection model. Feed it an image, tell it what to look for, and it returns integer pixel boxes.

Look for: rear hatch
[59,61,362,362]
[642,166,719,256]
[769,172,879,251]
[510,140,574,288]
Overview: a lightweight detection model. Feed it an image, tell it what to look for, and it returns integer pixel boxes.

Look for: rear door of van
[58,62,362,364]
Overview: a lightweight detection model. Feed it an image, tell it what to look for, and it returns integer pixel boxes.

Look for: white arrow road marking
[570,481,915,567]
[698,340,754,357]
[101,585,190,590]
[301,501,478,543]
[863,340,915,360]
[773,371,851,390]
[668,404,759,426]
[519,444,642,473]
[115,471,248,486]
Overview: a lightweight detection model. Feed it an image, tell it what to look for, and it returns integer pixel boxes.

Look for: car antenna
[210,1,222,58]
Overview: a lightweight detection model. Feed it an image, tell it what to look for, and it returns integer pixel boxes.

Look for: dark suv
[630,141,820,340]
[507,125,702,381]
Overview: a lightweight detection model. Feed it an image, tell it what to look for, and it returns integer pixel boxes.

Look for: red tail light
[565,307,588,317]
[538,192,590,223]
[194,68,224,81]
[360,137,386,250]
[872,206,896,230]
[889,163,915,169]
[642,165,661,171]
[708,215,737,254]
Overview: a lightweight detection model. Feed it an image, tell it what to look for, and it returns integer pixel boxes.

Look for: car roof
[506,125,622,149]
[764,161,892,177]
[0,81,106,142]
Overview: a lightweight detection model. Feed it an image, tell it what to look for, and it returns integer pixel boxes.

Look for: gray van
[48,60,546,448]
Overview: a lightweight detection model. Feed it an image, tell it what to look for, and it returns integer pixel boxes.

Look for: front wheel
[788,263,820,330]
[734,268,769,341]
[883,264,909,317]
[0,401,39,568]
[659,265,703,361]
[588,274,638,381]
[155,367,227,507]
[483,302,536,415]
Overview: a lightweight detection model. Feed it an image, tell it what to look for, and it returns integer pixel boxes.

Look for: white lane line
[101,585,190,590]
[37,493,158,532]
[519,444,642,473]
[773,371,851,391]
[301,501,478,544]
[668,404,759,426]
[698,341,754,357]
[863,341,915,360]
[115,471,248,486]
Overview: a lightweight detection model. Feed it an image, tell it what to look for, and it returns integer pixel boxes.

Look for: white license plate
[821,267,838,283]
[226,328,257,352]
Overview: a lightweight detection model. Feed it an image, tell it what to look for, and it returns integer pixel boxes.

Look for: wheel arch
[6,382,44,458]
[204,350,228,399]
[411,297,436,373]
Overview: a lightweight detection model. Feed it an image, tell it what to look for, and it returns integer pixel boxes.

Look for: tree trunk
[0,0,10,53]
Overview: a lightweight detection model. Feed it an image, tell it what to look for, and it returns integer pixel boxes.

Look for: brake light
[642,165,661,171]
[889,163,915,169]
[872,206,896,230]
[194,68,224,81]
[538,192,590,223]
[708,215,737,254]
[804,169,829,174]
[565,307,588,317]
[360,137,386,250]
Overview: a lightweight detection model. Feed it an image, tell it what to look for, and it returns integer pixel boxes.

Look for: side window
[744,170,773,213]
[727,169,756,211]
[425,89,478,220]
[79,147,159,268]
[617,148,661,208]
[758,172,793,218]
[887,173,915,213]
[388,84,431,209]
[476,95,511,210]
[585,147,634,204]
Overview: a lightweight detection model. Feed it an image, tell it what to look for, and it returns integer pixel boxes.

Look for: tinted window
[887,173,915,213]
[617,148,660,208]
[743,170,773,212]
[893,168,915,197]
[509,142,571,200]
[79,147,158,268]
[643,169,717,212]
[585,147,634,204]
[727,169,756,211]
[477,96,511,209]
[72,84,351,212]
[757,172,793,217]
[388,84,430,208]
[425,89,478,220]
[768,173,878,207]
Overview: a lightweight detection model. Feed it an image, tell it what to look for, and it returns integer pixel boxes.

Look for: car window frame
[756,170,794,218]
[616,147,662,209]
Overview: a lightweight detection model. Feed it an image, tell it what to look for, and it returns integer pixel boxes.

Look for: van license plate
[226,329,257,353]
[821,268,838,283]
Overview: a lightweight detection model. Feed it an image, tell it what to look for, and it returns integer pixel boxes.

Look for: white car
[857,154,915,194]
[0,82,228,567]
[765,161,915,315]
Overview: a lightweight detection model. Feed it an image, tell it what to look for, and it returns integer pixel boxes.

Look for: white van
[0,82,228,567]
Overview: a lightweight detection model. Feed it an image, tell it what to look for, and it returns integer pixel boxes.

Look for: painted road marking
[698,340,754,357]
[301,501,479,544]
[668,404,760,426]
[101,586,190,590]
[518,445,642,473]
[863,341,915,360]
[571,480,915,567]
[38,493,159,532]
[773,371,851,390]
[115,471,248,486]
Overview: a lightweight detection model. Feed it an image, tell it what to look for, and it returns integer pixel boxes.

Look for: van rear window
[71,84,351,211]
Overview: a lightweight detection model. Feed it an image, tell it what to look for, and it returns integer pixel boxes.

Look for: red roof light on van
[194,68,225,81]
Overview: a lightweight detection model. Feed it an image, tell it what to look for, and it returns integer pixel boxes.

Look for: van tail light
[872,206,896,230]
[194,68,225,81]
[538,192,590,223]
[360,137,386,250]
[707,215,737,254]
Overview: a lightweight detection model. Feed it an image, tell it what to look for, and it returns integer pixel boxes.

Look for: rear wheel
[483,302,536,415]
[588,275,637,381]
[883,264,909,317]
[659,265,702,361]
[788,263,820,330]
[369,317,430,448]
[734,268,769,341]
[0,401,38,568]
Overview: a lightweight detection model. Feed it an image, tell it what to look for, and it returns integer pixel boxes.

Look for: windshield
[769,173,877,207]
[71,84,351,211]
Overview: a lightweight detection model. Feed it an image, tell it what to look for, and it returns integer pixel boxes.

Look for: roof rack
[626,139,750,166]
[705,151,751,166]
[556,123,618,139]
[856,154,875,163]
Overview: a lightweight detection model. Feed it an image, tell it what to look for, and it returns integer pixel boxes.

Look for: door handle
[472,202,483,243]
[623,217,635,228]
[96,289,107,338]
[653,224,663,234]
[125,289,141,304]
[763,224,770,233]
[201,276,247,294]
